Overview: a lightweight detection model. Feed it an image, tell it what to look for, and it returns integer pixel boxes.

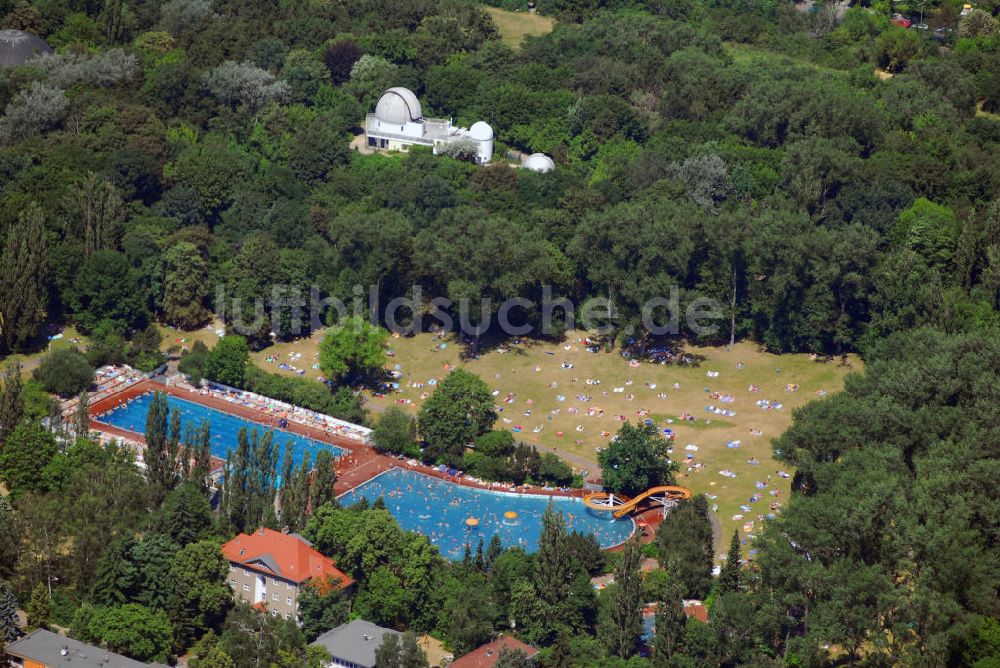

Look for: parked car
[892,12,913,27]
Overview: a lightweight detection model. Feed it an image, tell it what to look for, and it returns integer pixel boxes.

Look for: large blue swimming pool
[338,468,635,560]
[96,393,345,467]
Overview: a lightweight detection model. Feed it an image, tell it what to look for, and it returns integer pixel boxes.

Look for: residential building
[448,636,539,668]
[309,620,400,668]
[5,629,168,668]
[221,528,353,622]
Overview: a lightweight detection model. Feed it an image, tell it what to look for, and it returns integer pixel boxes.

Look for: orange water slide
[583,485,693,518]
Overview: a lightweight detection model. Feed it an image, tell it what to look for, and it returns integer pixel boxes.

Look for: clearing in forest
[253,330,859,548]
[483,6,556,50]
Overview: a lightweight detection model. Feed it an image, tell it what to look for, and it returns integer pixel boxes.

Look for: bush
[178,340,210,385]
[160,0,214,35]
[25,50,139,88]
[474,430,516,458]
[203,336,249,387]
[33,348,94,397]
[538,452,573,486]
[242,368,368,426]
[203,61,289,111]
[372,407,418,457]
[0,83,68,145]
[958,9,998,38]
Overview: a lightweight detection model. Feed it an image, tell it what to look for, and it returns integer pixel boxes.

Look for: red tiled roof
[449,637,538,668]
[222,528,353,587]
[683,601,708,623]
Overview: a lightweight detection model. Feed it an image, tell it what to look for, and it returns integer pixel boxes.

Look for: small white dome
[468,121,493,141]
[523,153,555,173]
[374,87,422,125]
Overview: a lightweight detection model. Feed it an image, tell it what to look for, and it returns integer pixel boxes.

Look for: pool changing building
[365,87,493,164]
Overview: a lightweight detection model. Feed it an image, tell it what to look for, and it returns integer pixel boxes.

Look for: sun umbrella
[504,511,517,520]
[466,517,480,527]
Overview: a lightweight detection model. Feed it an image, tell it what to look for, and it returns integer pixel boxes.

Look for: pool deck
[88,379,661,548]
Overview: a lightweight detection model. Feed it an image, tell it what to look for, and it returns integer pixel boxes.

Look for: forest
[1,0,999,356]
[1,0,1000,665]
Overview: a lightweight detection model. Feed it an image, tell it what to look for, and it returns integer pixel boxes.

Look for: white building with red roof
[221,528,353,622]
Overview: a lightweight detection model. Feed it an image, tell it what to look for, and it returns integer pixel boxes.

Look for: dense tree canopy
[1,0,1000,664]
[0,0,996,359]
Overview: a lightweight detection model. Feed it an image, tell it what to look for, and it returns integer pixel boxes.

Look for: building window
[286,582,292,590]
[272,593,278,601]
[229,580,236,588]
[243,584,250,592]
[286,597,292,606]
[243,569,249,577]
[367,137,376,147]
[284,613,290,620]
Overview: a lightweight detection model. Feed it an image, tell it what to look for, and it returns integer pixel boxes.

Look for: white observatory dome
[523,153,555,173]
[374,87,422,125]
[468,121,494,141]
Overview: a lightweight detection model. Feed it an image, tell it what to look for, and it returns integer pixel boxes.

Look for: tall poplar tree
[0,363,23,446]
[0,203,47,351]
[145,392,170,501]
[311,449,337,510]
[534,504,572,608]
[189,420,212,493]
[598,535,643,658]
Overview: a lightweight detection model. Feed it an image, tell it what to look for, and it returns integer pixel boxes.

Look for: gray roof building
[5,629,169,668]
[0,30,52,68]
[309,619,401,668]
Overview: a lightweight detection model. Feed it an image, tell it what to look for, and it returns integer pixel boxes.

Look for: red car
[892,13,913,27]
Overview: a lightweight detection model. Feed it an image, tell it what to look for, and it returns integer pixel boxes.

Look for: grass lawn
[2,325,91,378]
[250,329,860,553]
[976,99,1000,121]
[157,319,223,355]
[484,6,556,50]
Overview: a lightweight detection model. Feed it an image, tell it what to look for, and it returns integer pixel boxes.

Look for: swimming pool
[96,393,345,467]
[338,468,635,559]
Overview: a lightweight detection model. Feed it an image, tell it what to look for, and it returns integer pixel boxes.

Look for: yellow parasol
[465,517,480,527]
[504,511,518,520]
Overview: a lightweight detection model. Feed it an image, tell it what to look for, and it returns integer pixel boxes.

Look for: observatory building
[365,87,493,164]
[0,29,52,68]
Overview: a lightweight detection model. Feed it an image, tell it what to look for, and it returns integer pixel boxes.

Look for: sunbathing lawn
[248,329,860,555]
[484,6,556,50]
[3,317,858,556]
[3,325,91,378]
[159,319,224,354]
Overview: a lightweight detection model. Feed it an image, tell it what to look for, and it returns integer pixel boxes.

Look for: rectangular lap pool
[338,468,635,560]
[95,393,345,467]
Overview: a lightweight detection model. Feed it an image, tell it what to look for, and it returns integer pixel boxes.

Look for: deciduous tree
[598,422,676,497]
